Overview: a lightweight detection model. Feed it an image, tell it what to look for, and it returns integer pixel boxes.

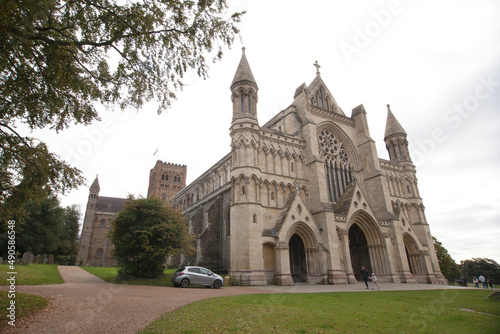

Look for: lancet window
[318,129,353,203]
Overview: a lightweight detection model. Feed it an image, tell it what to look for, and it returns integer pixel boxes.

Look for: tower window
[248,94,251,114]
[96,249,103,259]
[100,219,105,227]
[162,193,166,201]
[241,94,245,113]
[242,186,245,195]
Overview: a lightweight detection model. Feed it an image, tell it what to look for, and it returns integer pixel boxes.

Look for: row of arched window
[161,173,182,183]
[310,87,335,112]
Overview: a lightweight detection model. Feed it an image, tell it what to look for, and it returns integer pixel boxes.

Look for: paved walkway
[1,266,468,333]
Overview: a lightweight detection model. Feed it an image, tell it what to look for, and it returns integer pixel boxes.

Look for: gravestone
[40,254,48,264]
[21,251,34,265]
[33,255,39,264]
[47,255,55,264]
[0,256,3,264]
[15,252,21,265]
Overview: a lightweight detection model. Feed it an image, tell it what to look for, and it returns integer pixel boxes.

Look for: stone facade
[171,48,446,286]
[147,161,187,201]
[77,161,187,267]
[76,177,126,267]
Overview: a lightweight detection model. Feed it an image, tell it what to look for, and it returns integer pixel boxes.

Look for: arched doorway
[349,224,371,280]
[403,234,424,276]
[289,233,307,282]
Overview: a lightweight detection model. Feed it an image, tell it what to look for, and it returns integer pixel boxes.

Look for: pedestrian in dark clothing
[487,277,495,289]
[361,266,370,289]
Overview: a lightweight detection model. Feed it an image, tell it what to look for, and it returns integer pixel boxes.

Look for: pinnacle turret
[384,104,407,140]
[231,47,258,90]
[230,48,259,122]
[90,175,100,191]
[383,105,411,163]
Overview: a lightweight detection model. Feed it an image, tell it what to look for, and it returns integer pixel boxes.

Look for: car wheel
[213,280,222,289]
[180,278,190,288]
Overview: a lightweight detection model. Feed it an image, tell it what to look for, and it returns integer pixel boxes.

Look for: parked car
[171,266,224,288]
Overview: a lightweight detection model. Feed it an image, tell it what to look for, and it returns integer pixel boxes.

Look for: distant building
[147,161,187,201]
[76,160,187,267]
[75,176,126,267]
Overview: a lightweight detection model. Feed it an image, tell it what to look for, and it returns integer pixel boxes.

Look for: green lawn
[140,289,500,333]
[80,266,177,286]
[0,291,48,329]
[0,264,64,285]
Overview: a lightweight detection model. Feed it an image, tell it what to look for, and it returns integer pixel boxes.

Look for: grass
[0,264,64,285]
[80,266,177,286]
[0,291,48,329]
[140,289,500,333]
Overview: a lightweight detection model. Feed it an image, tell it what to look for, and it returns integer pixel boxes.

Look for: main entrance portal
[289,234,307,282]
[349,224,371,280]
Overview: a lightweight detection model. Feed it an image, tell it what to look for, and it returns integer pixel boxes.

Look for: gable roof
[96,196,127,213]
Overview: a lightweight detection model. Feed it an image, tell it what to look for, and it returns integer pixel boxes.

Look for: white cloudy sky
[31,0,500,263]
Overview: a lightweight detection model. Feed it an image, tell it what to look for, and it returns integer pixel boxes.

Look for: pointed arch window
[318,129,353,203]
[248,94,251,114]
[319,88,324,108]
[241,93,245,113]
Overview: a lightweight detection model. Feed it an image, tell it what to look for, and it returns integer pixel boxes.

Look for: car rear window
[174,267,185,273]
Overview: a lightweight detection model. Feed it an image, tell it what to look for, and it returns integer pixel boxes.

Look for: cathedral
[78,48,446,286]
[168,48,446,285]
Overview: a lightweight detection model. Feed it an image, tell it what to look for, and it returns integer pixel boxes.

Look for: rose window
[318,130,340,156]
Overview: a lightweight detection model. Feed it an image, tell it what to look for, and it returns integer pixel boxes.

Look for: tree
[461,258,500,283]
[1,196,81,257]
[56,204,81,256]
[1,0,243,220]
[111,196,187,278]
[433,237,461,283]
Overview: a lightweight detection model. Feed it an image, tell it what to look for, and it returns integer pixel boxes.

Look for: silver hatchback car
[171,266,224,289]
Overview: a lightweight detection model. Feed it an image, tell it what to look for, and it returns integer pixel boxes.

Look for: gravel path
[1,266,272,333]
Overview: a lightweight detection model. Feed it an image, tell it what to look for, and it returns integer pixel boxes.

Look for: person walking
[479,275,486,288]
[370,273,380,290]
[361,266,370,289]
[487,277,495,289]
[473,276,479,288]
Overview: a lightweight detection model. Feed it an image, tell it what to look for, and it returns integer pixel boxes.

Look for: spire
[384,104,407,140]
[231,47,258,90]
[90,175,100,191]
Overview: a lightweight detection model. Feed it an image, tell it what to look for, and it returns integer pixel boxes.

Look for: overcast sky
[32,0,500,263]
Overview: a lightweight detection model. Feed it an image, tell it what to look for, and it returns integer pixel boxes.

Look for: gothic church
[169,48,446,285]
[78,48,446,286]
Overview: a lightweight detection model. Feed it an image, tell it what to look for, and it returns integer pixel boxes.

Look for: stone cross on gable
[313,60,321,75]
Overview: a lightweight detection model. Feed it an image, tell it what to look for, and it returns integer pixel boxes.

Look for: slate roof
[231,47,258,89]
[384,105,407,139]
[332,182,356,217]
[96,196,127,213]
